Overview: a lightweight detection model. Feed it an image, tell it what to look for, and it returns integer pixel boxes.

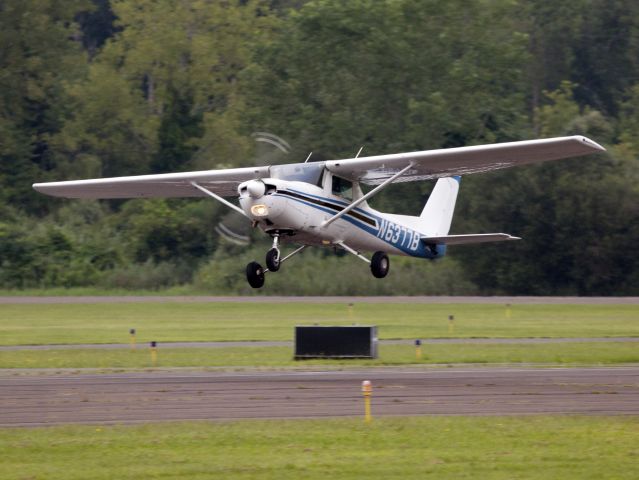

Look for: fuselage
[238,178,444,259]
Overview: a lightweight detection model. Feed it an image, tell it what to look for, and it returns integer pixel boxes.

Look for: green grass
[1,417,638,479]
[1,342,638,369]
[1,303,639,346]
[0,287,183,296]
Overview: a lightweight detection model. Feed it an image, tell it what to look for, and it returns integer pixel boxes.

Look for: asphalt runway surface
[2,366,638,427]
[2,296,639,304]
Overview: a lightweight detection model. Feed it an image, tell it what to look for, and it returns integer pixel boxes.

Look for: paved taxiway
[1,367,637,427]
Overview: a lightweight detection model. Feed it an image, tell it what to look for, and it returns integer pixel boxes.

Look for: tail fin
[419,177,460,236]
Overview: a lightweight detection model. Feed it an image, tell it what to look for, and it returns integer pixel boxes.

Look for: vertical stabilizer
[419,177,460,236]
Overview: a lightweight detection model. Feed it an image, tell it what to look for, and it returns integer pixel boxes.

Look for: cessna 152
[34,135,604,288]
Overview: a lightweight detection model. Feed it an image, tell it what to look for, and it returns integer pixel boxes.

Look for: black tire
[246,261,265,288]
[266,248,280,272]
[370,251,390,278]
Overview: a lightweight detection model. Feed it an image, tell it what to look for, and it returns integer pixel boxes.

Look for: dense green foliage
[2,0,639,294]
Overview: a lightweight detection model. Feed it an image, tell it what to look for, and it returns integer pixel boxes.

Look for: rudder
[419,177,460,236]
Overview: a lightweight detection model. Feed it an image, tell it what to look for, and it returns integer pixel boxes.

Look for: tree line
[1,0,638,295]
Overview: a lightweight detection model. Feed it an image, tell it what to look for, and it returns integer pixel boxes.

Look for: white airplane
[34,136,604,288]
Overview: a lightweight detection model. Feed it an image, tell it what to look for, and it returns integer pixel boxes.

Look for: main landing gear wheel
[370,251,390,278]
[246,261,265,288]
[266,248,280,272]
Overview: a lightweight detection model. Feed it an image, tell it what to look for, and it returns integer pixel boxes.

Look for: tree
[0,0,93,214]
[76,0,120,57]
[52,0,277,181]
[454,84,639,295]
[98,0,274,172]
[51,62,159,179]
[522,0,586,128]
[571,0,639,116]
[245,0,529,162]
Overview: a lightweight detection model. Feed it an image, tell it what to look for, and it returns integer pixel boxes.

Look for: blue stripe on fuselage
[275,189,441,259]
[287,188,374,219]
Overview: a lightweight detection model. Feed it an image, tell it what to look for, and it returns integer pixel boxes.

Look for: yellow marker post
[415,339,422,360]
[348,303,354,320]
[505,303,512,319]
[150,341,157,367]
[362,380,372,423]
[448,315,455,334]
[129,328,136,350]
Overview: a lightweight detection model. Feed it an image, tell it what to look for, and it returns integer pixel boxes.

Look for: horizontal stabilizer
[421,233,520,245]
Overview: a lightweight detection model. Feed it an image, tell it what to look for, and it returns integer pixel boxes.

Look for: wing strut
[265,245,308,272]
[336,241,371,264]
[321,163,413,228]
[190,182,248,217]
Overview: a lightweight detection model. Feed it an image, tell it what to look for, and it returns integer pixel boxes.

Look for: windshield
[270,162,325,185]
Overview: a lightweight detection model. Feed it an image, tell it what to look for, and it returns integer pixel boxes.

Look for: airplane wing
[422,233,521,245]
[326,136,605,185]
[32,166,270,199]
[34,135,604,199]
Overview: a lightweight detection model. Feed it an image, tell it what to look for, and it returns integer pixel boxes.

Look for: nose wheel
[245,243,308,288]
[246,240,308,288]
[246,261,265,288]
[266,248,280,271]
[265,235,281,272]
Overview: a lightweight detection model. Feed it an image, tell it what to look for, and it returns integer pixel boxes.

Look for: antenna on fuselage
[355,146,364,158]
[304,151,313,163]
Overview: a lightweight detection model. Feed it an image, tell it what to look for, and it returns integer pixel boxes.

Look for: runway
[1,366,638,427]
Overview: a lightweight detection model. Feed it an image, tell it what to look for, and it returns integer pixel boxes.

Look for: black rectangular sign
[294,326,378,359]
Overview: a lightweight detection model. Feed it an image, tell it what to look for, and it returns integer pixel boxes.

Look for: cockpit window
[270,162,324,185]
[332,176,352,201]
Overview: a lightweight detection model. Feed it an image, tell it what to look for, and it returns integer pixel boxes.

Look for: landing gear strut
[265,236,280,272]
[245,243,307,289]
[336,242,390,279]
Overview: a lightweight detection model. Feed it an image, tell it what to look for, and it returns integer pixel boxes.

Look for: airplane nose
[246,180,266,199]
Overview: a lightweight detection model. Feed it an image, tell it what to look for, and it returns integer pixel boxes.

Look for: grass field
[2,303,638,346]
[2,303,637,478]
[1,416,638,479]
[1,342,637,369]
[0,287,196,296]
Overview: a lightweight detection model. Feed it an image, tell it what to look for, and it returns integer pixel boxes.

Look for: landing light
[251,204,269,217]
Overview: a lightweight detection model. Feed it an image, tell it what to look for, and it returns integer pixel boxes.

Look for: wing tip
[32,182,76,198]
[32,183,50,194]
[574,135,606,152]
